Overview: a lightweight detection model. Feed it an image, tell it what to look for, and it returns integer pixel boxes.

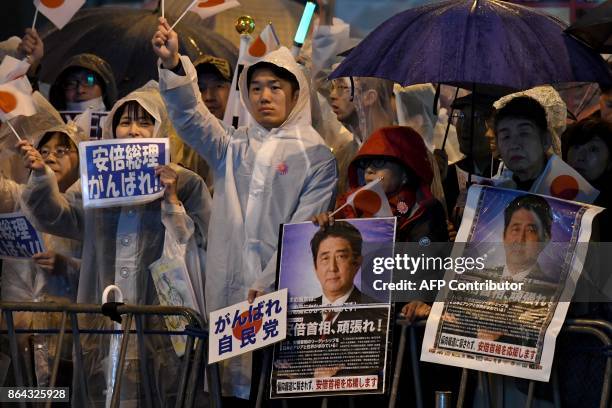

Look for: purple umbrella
[330,0,612,90]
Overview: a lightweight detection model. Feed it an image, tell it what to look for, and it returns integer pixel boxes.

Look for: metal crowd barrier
[0,301,222,408]
[389,317,611,408]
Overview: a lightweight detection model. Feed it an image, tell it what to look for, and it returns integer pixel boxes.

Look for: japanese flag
[531,155,599,204]
[345,177,393,217]
[0,56,30,84]
[223,24,280,128]
[189,0,240,20]
[242,24,281,65]
[34,0,85,30]
[0,77,36,122]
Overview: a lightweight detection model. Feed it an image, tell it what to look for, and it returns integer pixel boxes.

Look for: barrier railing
[0,301,222,408]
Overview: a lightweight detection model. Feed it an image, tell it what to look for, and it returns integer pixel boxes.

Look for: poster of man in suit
[270,218,396,398]
[421,186,603,382]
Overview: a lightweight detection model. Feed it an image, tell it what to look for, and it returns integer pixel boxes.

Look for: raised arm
[152,17,232,170]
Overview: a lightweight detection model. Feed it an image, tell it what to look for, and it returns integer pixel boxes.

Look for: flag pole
[330,202,349,217]
[32,7,39,30]
[161,0,165,19]
[6,121,22,142]
[170,0,198,30]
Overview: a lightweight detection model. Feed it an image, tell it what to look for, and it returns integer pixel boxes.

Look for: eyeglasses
[358,159,388,170]
[330,78,355,100]
[39,147,76,159]
[451,111,487,120]
[331,82,351,94]
[62,73,97,91]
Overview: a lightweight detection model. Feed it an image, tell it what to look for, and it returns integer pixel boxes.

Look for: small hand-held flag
[0,56,31,84]
[223,23,280,128]
[332,177,393,217]
[171,0,240,29]
[531,155,599,204]
[242,23,281,65]
[189,0,240,20]
[0,77,36,123]
[33,0,85,30]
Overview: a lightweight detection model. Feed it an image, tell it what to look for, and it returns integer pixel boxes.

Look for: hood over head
[348,126,434,189]
[394,83,437,144]
[493,86,565,156]
[49,53,118,110]
[103,80,171,139]
[238,47,311,133]
[36,121,86,151]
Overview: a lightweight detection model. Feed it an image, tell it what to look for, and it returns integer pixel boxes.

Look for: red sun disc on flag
[198,0,224,7]
[0,91,17,114]
[40,0,65,8]
[249,37,267,57]
[231,309,263,340]
[550,175,579,200]
[353,190,382,216]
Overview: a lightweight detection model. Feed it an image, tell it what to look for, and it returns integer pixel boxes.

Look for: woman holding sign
[2,121,83,388]
[18,82,212,407]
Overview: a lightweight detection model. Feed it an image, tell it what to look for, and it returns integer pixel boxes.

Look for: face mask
[66,96,106,111]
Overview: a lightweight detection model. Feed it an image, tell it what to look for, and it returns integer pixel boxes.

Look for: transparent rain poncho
[493,86,567,183]
[494,85,566,157]
[21,82,212,407]
[158,46,337,399]
[394,83,463,165]
[332,76,395,194]
[1,117,84,389]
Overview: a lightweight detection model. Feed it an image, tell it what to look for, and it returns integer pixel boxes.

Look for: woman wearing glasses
[18,82,212,406]
[1,122,84,389]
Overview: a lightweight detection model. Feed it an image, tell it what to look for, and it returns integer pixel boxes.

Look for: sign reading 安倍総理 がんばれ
[78,138,169,208]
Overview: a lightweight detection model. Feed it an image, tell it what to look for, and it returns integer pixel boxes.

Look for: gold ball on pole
[235,15,255,35]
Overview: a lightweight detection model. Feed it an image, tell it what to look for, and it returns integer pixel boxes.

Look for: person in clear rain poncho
[153,17,337,400]
[2,120,83,389]
[331,75,396,194]
[18,81,211,407]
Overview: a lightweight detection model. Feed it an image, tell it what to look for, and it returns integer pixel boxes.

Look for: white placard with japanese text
[208,289,287,364]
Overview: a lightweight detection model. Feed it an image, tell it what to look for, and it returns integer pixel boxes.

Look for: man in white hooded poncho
[19,82,212,407]
[153,18,338,399]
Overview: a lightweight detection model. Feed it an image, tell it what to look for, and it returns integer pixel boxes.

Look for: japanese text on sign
[79,138,169,208]
[0,212,45,260]
[209,289,288,364]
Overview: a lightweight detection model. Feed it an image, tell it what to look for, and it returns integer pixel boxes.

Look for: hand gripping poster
[421,185,603,381]
[270,217,396,398]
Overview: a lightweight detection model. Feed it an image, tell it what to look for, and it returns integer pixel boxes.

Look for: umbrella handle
[102,285,124,303]
[102,284,124,408]
[441,87,460,151]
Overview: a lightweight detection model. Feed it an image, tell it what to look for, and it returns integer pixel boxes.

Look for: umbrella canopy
[39,7,238,98]
[566,1,612,54]
[330,0,612,91]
